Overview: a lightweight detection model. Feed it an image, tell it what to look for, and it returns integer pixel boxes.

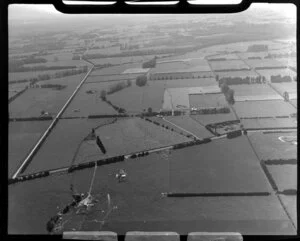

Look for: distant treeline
[217,75,266,85]
[9,66,88,85]
[270,75,293,83]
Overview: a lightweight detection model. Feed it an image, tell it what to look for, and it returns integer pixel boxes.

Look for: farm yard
[233,100,296,118]
[8,121,52,177]
[9,74,86,118]
[267,165,297,191]
[169,136,272,193]
[247,131,297,160]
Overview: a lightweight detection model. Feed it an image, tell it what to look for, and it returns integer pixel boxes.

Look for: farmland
[267,165,297,191]
[169,136,272,193]
[270,82,297,99]
[9,74,86,118]
[8,121,52,177]
[256,68,296,82]
[165,78,217,88]
[191,113,237,126]
[248,131,297,160]
[241,118,297,129]
[244,59,286,69]
[231,84,283,101]
[189,93,228,108]
[164,116,214,139]
[278,195,297,227]
[233,100,296,118]
[209,60,250,71]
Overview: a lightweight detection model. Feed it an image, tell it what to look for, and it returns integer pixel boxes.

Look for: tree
[100,90,106,101]
[127,79,132,87]
[220,81,229,94]
[136,75,147,87]
[147,107,152,114]
[226,88,235,105]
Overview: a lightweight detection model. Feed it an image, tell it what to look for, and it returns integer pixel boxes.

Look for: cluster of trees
[9,55,48,72]
[206,120,240,135]
[104,80,131,96]
[209,57,227,61]
[173,138,211,150]
[270,75,292,83]
[142,57,157,68]
[247,44,268,52]
[227,130,242,139]
[220,81,235,105]
[136,75,148,87]
[218,75,266,85]
[190,107,230,115]
[40,84,66,90]
[265,51,296,59]
[72,55,81,60]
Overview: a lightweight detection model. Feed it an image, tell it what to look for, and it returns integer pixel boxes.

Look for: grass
[8,121,52,178]
[169,136,272,193]
[22,119,112,175]
[63,82,120,117]
[267,165,297,191]
[244,59,285,69]
[189,93,227,108]
[247,131,297,160]
[164,78,217,88]
[209,60,250,71]
[278,195,297,228]
[162,88,190,110]
[191,113,237,126]
[9,74,86,118]
[241,118,297,129]
[233,100,296,118]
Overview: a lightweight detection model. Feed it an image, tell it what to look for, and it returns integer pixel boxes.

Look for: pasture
[8,120,51,177]
[9,74,86,118]
[248,131,297,160]
[278,195,297,228]
[233,100,296,118]
[244,59,286,69]
[191,113,237,126]
[169,136,272,193]
[270,82,297,100]
[267,165,297,191]
[189,93,228,108]
[164,78,217,88]
[164,116,214,139]
[209,60,250,71]
[241,118,297,129]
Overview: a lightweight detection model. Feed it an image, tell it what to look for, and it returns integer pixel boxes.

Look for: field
[89,63,141,77]
[9,153,294,234]
[164,78,217,88]
[9,70,69,82]
[248,131,297,160]
[90,55,160,66]
[233,100,296,118]
[209,60,250,71]
[62,82,120,117]
[150,62,190,74]
[237,52,268,59]
[267,165,297,191]
[270,82,297,100]
[189,93,228,108]
[241,118,297,129]
[85,46,121,55]
[216,70,259,79]
[23,60,88,69]
[276,57,297,70]
[278,195,297,228]
[191,112,237,126]
[9,74,86,118]
[231,84,283,101]
[207,53,239,60]
[244,59,286,69]
[8,121,51,177]
[256,68,297,82]
[169,136,272,193]
[162,88,190,110]
[23,119,112,175]
[107,81,166,113]
[164,116,214,139]
[290,99,297,107]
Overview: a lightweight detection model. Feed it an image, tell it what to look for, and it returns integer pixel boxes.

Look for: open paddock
[270,82,297,100]
[278,195,297,228]
[189,93,228,108]
[9,152,294,234]
[241,118,297,130]
[89,63,141,76]
[248,131,297,160]
[107,81,166,113]
[8,120,51,178]
[62,82,120,117]
[164,116,214,139]
[164,78,217,88]
[245,59,286,69]
[169,136,272,193]
[209,60,250,71]
[275,57,297,70]
[267,165,297,191]
[191,113,237,126]
[9,74,86,118]
[231,84,283,101]
[233,100,296,118]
